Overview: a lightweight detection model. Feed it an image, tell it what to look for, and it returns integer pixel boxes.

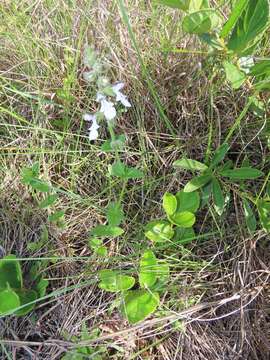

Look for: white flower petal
[96,93,106,102]
[89,128,99,141]
[83,113,96,122]
[116,93,131,107]
[100,99,116,121]
[112,82,125,92]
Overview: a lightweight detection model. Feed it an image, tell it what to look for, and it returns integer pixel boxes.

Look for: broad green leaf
[201,181,213,207]
[48,210,65,222]
[125,167,144,179]
[163,192,177,216]
[0,288,20,315]
[0,255,22,290]
[122,290,159,324]
[250,60,270,78]
[168,211,195,227]
[257,199,270,232]
[175,190,200,213]
[220,0,248,38]
[184,174,212,192]
[223,61,246,89]
[173,227,196,244]
[157,0,206,11]
[90,225,124,238]
[173,158,208,171]
[15,289,37,316]
[212,177,225,216]
[29,179,50,192]
[242,199,257,233]
[182,9,221,34]
[139,250,157,288]
[109,161,144,179]
[101,134,126,152]
[145,220,174,242]
[228,0,270,55]
[106,202,124,226]
[88,237,102,249]
[210,143,230,168]
[35,278,49,298]
[21,163,39,184]
[39,194,58,209]
[220,167,263,180]
[99,270,135,292]
[95,246,108,257]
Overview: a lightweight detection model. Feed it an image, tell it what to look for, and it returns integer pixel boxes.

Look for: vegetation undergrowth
[0,0,269,359]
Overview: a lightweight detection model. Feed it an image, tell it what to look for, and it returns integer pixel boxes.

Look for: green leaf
[220,167,264,180]
[101,135,126,152]
[98,270,135,292]
[210,143,230,168]
[212,177,225,216]
[157,0,203,11]
[242,199,257,233]
[35,278,49,298]
[48,210,65,222]
[39,194,58,209]
[175,190,200,213]
[122,290,159,324]
[106,202,124,226]
[88,237,102,249]
[0,255,23,290]
[250,60,270,78]
[168,211,195,227]
[29,179,51,193]
[173,227,196,245]
[139,250,157,288]
[0,288,20,315]
[201,181,213,207]
[182,9,221,34]
[145,220,174,242]
[15,289,37,316]
[95,246,108,257]
[163,192,177,216]
[90,225,124,238]
[220,0,248,38]
[223,61,246,89]
[109,161,144,179]
[184,174,212,192]
[173,158,208,171]
[21,163,39,184]
[228,0,270,55]
[257,199,270,232]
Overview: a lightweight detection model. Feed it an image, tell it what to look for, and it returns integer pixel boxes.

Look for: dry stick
[1,293,241,350]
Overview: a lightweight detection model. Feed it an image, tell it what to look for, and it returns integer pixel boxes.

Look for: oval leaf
[228,0,270,55]
[99,270,135,292]
[257,199,270,232]
[220,167,263,180]
[173,158,208,171]
[0,255,22,290]
[0,288,20,315]
[90,225,124,238]
[15,289,37,316]
[223,61,246,89]
[175,190,200,213]
[122,290,159,324]
[212,177,225,216]
[182,9,221,34]
[145,220,174,242]
[210,143,230,168]
[184,174,212,192]
[139,250,157,288]
[163,192,177,216]
[242,199,257,233]
[168,211,195,227]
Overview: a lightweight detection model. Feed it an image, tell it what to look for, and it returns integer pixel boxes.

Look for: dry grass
[0,0,269,359]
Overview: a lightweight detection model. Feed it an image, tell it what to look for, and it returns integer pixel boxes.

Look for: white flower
[83,113,100,140]
[96,93,116,121]
[112,82,131,108]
